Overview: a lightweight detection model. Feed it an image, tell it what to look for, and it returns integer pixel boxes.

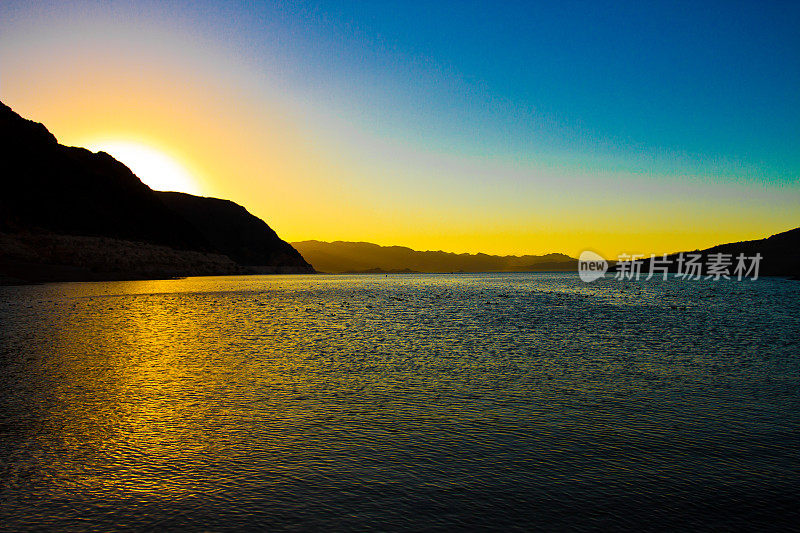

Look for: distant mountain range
[0,101,313,284]
[292,228,800,278]
[295,229,800,277]
[291,240,578,273]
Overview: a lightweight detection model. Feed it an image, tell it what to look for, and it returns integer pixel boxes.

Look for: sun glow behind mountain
[83,140,202,195]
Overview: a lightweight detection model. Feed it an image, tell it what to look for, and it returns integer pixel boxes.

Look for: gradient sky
[1,0,798,258]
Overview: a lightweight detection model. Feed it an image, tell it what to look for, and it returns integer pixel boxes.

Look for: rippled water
[1,273,798,531]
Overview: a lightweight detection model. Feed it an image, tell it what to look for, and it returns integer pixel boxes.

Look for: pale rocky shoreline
[0,232,311,285]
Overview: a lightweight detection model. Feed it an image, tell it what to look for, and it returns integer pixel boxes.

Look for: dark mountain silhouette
[292,240,577,273]
[0,101,313,283]
[625,227,800,278]
[157,191,310,268]
[0,102,204,248]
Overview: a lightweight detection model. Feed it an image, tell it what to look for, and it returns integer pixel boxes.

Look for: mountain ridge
[291,240,577,273]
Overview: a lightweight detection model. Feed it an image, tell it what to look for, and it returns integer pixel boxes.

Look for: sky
[1,0,798,258]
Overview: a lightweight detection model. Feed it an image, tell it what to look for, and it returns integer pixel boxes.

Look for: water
[1,273,798,531]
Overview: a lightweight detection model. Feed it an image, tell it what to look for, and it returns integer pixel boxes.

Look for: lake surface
[1,273,799,531]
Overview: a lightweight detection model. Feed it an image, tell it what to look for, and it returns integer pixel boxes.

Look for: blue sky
[214,0,800,180]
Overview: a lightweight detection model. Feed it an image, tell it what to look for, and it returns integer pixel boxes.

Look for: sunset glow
[1,1,797,258]
[83,141,202,195]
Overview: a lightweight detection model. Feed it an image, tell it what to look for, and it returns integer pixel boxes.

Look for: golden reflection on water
[2,274,799,530]
[40,277,376,506]
[48,289,219,501]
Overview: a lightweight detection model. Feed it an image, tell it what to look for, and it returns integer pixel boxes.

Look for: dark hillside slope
[157,192,312,270]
